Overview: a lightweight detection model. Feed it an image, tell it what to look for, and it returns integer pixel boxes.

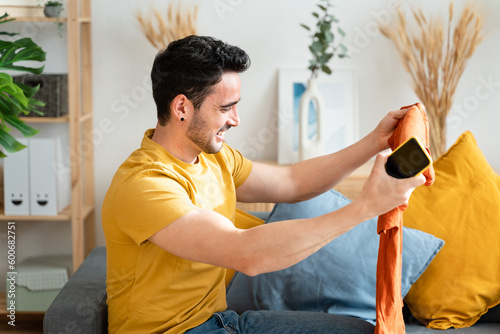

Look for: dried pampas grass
[136,1,199,50]
[380,1,484,158]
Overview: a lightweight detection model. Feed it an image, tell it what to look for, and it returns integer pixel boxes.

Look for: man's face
[187,72,241,154]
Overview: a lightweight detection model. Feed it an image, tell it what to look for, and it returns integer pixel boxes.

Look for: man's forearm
[288,130,381,202]
[236,199,373,276]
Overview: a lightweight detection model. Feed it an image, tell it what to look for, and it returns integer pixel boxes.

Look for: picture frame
[277,68,358,164]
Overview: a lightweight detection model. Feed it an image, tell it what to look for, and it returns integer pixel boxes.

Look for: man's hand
[354,151,426,217]
[372,107,413,151]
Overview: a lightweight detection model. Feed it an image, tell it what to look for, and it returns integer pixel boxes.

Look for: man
[102,35,425,333]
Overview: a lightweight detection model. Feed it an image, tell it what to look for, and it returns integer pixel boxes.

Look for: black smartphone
[385,136,432,179]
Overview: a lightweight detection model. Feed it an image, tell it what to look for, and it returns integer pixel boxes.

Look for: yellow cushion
[224,209,265,287]
[403,131,500,329]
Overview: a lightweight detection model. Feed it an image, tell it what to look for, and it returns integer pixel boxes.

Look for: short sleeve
[112,173,197,246]
[219,144,252,188]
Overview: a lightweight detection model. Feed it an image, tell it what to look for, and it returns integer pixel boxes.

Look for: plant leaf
[309,40,323,54]
[0,74,45,120]
[0,38,46,73]
[338,27,346,37]
[4,113,39,137]
[0,31,17,37]
[321,65,332,75]
[0,12,45,157]
[0,73,30,108]
[14,80,39,99]
[0,126,27,153]
[320,21,331,34]
[300,23,310,31]
[0,13,16,26]
[13,80,45,114]
[324,30,334,43]
[301,0,347,77]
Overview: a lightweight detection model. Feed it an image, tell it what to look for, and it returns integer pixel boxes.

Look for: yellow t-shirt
[102,129,252,334]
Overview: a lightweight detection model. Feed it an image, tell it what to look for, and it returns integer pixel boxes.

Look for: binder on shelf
[3,138,30,216]
[29,137,70,216]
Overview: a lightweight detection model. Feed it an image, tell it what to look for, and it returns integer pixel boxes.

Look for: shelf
[10,17,66,23]
[79,17,91,23]
[12,16,91,24]
[0,205,70,221]
[20,114,93,124]
[0,204,94,222]
[19,115,69,123]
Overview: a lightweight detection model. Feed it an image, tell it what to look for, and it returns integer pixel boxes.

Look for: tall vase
[427,105,448,160]
[299,78,325,161]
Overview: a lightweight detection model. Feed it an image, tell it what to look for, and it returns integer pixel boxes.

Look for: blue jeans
[185,310,375,334]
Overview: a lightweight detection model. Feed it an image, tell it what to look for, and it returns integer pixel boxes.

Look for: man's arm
[236,108,410,204]
[149,153,425,276]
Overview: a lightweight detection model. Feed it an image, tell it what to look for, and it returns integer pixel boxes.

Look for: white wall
[91,0,500,246]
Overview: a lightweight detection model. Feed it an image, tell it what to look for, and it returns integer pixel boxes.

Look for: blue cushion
[226,189,444,323]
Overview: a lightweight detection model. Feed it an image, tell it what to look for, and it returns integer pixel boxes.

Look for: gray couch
[44,247,500,333]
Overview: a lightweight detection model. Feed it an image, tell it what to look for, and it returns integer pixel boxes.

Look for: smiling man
[102,35,424,334]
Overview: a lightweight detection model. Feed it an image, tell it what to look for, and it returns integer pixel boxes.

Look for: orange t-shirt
[375,103,435,333]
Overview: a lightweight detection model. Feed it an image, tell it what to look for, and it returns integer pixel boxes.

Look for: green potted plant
[297,0,348,161]
[43,1,63,18]
[300,0,348,78]
[0,13,46,157]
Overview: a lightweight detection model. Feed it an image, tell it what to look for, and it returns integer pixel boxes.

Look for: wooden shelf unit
[19,115,69,123]
[0,0,95,272]
[10,17,64,23]
[0,204,94,222]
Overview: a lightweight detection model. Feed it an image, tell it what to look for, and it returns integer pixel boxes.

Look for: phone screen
[385,137,431,179]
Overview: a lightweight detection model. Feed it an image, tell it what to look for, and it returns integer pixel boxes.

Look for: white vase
[299,78,325,161]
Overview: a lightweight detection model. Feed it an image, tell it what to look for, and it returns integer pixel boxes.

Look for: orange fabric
[374,103,435,334]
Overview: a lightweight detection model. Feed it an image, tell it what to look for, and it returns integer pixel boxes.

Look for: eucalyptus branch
[301,0,348,78]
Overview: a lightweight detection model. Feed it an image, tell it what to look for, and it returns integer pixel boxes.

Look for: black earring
[180,117,185,122]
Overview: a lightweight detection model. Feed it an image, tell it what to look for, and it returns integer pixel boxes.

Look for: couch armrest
[44,247,108,334]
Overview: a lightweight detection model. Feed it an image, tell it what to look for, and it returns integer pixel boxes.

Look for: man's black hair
[151,35,251,125]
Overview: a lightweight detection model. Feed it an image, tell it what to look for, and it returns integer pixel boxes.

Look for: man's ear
[171,94,193,121]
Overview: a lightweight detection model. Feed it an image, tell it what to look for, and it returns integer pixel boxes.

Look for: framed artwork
[277,68,358,164]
